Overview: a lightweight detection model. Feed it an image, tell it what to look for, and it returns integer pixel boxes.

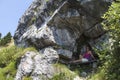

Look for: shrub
[89,1,120,80]
[0,32,12,46]
[0,32,1,39]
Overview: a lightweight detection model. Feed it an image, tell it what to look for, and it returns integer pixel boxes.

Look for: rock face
[15,48,58,80]
[14,0,111,57]
[14,0,112,80]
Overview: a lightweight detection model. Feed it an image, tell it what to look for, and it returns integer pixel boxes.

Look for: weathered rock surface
[14,0,112,57]
[15,48,58,80]
[14,0,112,80]
[15,49,82,80]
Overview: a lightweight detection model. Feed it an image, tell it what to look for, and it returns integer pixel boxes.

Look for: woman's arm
[89,51,95,59]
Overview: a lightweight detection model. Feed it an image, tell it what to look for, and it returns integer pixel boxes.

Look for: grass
[51,63,77,80]
[88,68,106,80]
[0,40,37,80]
[0,38,14,50]
[46,0,49,2]
[0,45,37,67]
[23,76,32,80]
[0,62,16,80]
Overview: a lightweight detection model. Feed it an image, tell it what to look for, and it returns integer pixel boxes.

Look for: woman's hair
[86,46,90,51]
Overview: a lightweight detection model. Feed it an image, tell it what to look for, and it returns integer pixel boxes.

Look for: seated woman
[70,47,95,63]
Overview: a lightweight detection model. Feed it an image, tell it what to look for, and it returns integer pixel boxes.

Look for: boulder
[15,48,59,80]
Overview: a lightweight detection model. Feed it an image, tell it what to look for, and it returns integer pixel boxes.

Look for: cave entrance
[73,34,99,60]
[72,34,90,60]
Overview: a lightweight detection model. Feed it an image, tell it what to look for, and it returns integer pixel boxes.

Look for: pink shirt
[83,52,91,60]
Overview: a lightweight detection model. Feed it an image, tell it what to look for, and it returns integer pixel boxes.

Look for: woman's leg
[69,55,83,63]
[72,59,82,63]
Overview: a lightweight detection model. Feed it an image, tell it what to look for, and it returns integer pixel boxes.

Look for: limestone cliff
[14,0,112,80]
[14,0,111,55]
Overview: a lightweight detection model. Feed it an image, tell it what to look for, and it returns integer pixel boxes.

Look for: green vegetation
[0,32,12,46]
[31,17,36,24]
[0,45,37,67]
[27,17,37,27]
[89,1,120,80]
[89,69,106,80]
[0,32,1,39]
[0,62,16,80]
[46,0,49,2]
[101,1,120,80]
[23,76,32,80]
[0,40,37,80]
[51,63,77,80]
